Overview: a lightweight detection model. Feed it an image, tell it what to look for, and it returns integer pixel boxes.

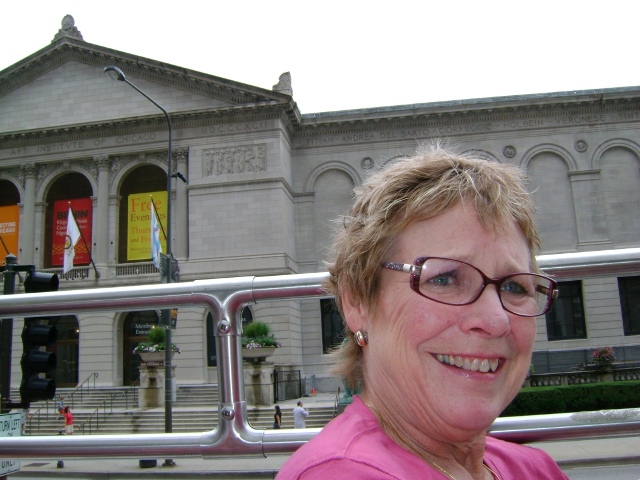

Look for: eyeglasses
[382,256,558,317]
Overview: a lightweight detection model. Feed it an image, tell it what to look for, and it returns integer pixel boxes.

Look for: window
[545,281,587,340]
[619,276,640,335]
[321,299,344,354]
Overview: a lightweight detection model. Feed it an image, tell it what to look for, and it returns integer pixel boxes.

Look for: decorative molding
[174,147,189,164]
[503,145,517,158]
[203,144,266,177]
[93,154,110,171]
[360,157,374,170]
[51,15,84,42]
[1,167,23,188]
[273,72,293,96]
[574,140,588,153]
[462,149,498,162]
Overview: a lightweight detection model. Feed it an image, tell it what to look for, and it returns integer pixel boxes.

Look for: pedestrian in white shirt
[293,401,309,428]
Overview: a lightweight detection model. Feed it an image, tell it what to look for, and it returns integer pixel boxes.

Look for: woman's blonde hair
[325,143,541,391]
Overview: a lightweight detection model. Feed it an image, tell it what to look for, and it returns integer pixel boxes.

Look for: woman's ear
[340,287,369,333]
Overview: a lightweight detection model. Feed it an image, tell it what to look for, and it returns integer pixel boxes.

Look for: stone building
[1,16,638,391]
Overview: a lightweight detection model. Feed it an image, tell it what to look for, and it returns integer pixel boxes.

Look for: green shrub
[243,321,270,338]
[241,321,279,348]
[501,381,640,417]
[147,326,166,344]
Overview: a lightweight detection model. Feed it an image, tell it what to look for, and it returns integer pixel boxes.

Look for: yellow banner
[0,205,20,264]
[127,191,167,261]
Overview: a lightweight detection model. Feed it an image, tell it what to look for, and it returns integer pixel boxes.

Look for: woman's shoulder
[485,437,568,479]
[277,397,429,480]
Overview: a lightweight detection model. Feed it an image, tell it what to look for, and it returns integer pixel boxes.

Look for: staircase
[20,385,335,435]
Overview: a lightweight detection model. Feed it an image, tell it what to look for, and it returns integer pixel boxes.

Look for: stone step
[25,406,337,435]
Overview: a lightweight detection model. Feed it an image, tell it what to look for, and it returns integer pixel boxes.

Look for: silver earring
[354,330,368,347]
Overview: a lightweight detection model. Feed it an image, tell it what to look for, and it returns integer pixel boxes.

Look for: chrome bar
[0,250,638,460]
[537,247,640,278]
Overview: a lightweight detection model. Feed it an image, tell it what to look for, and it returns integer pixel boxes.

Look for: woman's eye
[502,280,528,295]
[425,272,456,287]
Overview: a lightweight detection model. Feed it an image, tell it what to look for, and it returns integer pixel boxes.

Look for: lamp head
[104,65,126,82]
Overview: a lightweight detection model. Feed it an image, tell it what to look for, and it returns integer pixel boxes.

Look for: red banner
[52,198,93,267]
[0,205,20,265]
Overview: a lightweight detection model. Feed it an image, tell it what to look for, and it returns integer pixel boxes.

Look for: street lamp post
[104,66,175,466]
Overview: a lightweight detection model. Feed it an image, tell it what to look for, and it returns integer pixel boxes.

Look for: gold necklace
[363,401,501,480]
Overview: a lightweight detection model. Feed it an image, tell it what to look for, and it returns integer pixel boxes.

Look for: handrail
[123,376,139,409]
[24,398,58,435]
[1,249,639,460]
[63,372,99,409]
[79,378,139,435]
[79,391,122,435]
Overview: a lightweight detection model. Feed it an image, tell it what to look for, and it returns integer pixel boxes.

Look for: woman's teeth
[436,354,499,373]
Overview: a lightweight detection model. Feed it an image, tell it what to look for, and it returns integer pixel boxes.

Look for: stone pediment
[0,26,298,136]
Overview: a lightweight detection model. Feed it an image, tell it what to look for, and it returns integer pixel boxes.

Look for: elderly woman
[277,144,566,479]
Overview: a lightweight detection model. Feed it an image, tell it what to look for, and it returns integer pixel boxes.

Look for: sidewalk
[10,393,640,478]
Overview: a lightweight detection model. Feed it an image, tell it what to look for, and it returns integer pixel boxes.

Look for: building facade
[1,17,639,391]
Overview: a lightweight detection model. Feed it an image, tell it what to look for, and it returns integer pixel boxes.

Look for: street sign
[0,412,21,475]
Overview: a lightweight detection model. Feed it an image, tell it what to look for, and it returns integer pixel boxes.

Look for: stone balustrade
[526,366,640,388]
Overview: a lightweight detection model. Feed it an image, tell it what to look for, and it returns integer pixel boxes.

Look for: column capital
[93,154,111,171]
[20,163,37,177]
[173,147,189,163]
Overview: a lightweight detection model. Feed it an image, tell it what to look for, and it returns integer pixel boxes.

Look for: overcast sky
[2,1,638,114]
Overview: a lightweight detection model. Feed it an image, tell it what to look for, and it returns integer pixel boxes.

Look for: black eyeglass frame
[382,256,559,317]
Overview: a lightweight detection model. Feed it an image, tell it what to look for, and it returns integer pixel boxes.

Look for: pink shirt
[277,396,568,479]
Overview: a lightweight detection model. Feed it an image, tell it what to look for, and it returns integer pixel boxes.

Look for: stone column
[93,155,110,272]
[174,147,188,261]
[20,163,37,264]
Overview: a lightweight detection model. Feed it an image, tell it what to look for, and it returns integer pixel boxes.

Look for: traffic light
[20,270,59,406]
[20,323,57,406]
[24,271,59,293]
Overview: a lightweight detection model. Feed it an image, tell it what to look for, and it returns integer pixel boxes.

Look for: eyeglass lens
[418,258,553,316]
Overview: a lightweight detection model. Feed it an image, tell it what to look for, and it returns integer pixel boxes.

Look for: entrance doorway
[123,311,159,386]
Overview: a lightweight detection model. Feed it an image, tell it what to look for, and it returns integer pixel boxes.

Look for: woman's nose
[460,285,511,337]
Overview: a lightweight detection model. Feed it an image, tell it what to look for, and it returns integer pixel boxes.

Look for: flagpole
[149,197,167,242]
[67,204,100,279]
[0,236,9,256]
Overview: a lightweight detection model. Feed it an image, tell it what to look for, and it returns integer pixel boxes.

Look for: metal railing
[63,372,99,408]
[23,372,99,435]
[79,388,137,435]
[0,249,639,460]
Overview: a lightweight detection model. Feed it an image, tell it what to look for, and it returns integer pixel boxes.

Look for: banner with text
[127,191,167,261]
[52,198,93,267]
[0,205,20,264]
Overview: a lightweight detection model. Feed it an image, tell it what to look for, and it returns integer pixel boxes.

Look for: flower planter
[242,347,276,362]
[139,351,176,363]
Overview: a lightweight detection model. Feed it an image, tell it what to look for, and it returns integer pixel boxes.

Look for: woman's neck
[359,392,491,480]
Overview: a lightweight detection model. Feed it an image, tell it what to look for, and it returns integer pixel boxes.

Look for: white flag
[151,202,162,269]
[63,207,81,273]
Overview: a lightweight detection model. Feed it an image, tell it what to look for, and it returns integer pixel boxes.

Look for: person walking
[57,397,64,419]
[63,406,74,435]
[292,401,309,429]
[273,405,282,429]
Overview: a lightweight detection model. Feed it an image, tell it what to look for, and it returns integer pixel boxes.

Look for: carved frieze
[203,144,266,177]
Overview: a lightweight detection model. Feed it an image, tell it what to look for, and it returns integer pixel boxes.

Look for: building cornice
[299,87,640,130]
[0,37,301,128]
